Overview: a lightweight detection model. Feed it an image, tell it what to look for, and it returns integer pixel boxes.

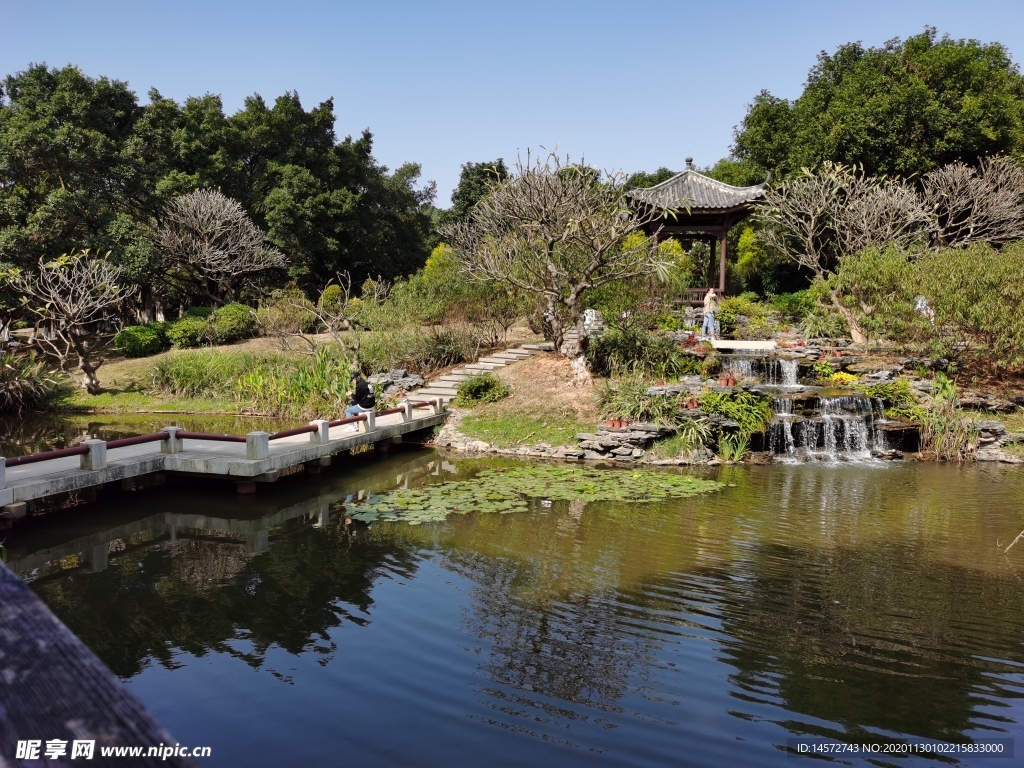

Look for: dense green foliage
[166,316,211,349]
[0,353,61,412]
[697,390,773,438]
[454,374,510,406]
[114,323,168,358]
[0,63,436,297]
[733,29,1024,180]
[209,303,257,344]
[586,328,702,378]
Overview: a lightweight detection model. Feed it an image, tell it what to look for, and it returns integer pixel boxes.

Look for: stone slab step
[491,353,523,360]
[478,358,510,365]
[417,388,459,397]
[507,348,536,356]
[522,343,554,351]
[438,375,471,383]
[465,363,502,371]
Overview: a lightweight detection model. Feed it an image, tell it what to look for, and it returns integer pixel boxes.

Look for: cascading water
[769,395,888,462]
[764,359,799,387]
[725,357,754,380]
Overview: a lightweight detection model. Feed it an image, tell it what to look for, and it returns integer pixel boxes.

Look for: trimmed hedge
[114,323,168,358]
[209,303,256,344]
[167,316,211,349]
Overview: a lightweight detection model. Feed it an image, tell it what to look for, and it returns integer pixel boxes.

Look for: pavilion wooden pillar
[718,231,727,294]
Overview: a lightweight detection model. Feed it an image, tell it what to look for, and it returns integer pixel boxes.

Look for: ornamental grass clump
[453,373,510,406]
[0,353,61,412]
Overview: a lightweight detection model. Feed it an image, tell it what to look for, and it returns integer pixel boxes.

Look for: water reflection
[9,455,1024,766]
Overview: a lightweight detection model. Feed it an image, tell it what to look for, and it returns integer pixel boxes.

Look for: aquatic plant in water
[344,464,724,525]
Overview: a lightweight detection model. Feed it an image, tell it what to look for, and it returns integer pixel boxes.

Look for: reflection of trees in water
[35,518,421,679]
[433,497,704,715]
[715,467,1024,742]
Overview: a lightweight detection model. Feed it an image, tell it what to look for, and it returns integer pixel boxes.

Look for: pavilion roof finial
[685,157,694,170]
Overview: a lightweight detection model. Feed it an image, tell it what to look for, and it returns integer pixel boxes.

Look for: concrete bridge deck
[0,406,447,518]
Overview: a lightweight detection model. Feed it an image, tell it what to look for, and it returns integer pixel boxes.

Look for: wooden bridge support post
[80,439,107,471]
[309,420,330,445]
[246,431,270,460]
[160,426,183,453]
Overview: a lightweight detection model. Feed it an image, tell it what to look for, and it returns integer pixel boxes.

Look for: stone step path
[411,345,546,402]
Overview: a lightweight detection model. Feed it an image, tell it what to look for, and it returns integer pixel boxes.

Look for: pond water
[7,448,1024,767]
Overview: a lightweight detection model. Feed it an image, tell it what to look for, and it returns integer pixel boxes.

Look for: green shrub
[359,325,481,375]
[183,306,214,319]
[257,289,319,337]
[114,324,166,358]
[698,390,773,438]
[769,290,815,320]
[861,376,924,421]
[167,316,211,349]
[0,353,61,412]
[209,303,256,344]
[234,346,354,419]
[801,309,847,339]
[586,328,701,378]
[454,373,511,406]
[152,350,296,398]
[596,374,683,425]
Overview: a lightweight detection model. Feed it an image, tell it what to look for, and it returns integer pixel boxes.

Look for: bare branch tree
[158,189,287,305]
[839,175,930,254]
[256,272,390,368]
[7,251,135,393]
[923,156,1024,249]
[441,149,672,380]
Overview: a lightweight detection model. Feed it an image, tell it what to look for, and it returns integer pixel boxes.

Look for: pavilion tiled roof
[628,168,767,211]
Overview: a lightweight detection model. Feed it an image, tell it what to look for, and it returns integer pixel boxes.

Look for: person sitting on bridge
[344,372,376,426]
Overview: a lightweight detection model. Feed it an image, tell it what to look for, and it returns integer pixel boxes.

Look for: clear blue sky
[4,0,1024,203]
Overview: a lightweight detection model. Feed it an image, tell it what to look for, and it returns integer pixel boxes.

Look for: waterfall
[769,395,884,462]
[763,358,800,387]
[725,357,754,380]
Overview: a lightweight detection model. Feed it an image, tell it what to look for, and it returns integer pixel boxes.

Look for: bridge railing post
[160,426,183,454]
[80,439,107,471]
[246,431,270,460]
[0,457,5,487]
[431,398,443,415]
[403,400,413,422]
[309,420,330,444]
[364,411,375,433]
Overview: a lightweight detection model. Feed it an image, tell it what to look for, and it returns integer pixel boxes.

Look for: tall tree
[443,151,666,380]
[733,28,1024,180]
[438,159,509,229]
[0,65,158,279]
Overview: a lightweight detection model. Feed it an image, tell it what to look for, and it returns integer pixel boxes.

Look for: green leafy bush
[209,303,256,344]
[152,350,279,397]
[167,316,211,349]
[257,288,319,337]
[769,290,815,320]
[586,328,701,378]
[234,346,354,419]
[183,306,214,319]
[0,353,61,412]
[596,374,682,425]
[920,374,978,461]
[454,373,510,406]
[114,324,166,358]
[861,376,924,421]
[698,390,773,437]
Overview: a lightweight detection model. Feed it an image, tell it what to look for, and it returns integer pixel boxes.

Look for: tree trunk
[71,335,102,394]
[829,291,868,345]
[558,314,591,386]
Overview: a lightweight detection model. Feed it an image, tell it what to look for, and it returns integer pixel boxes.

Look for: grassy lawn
[454,354,597,448]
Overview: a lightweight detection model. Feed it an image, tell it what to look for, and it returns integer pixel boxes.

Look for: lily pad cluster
[345,465,723,525]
